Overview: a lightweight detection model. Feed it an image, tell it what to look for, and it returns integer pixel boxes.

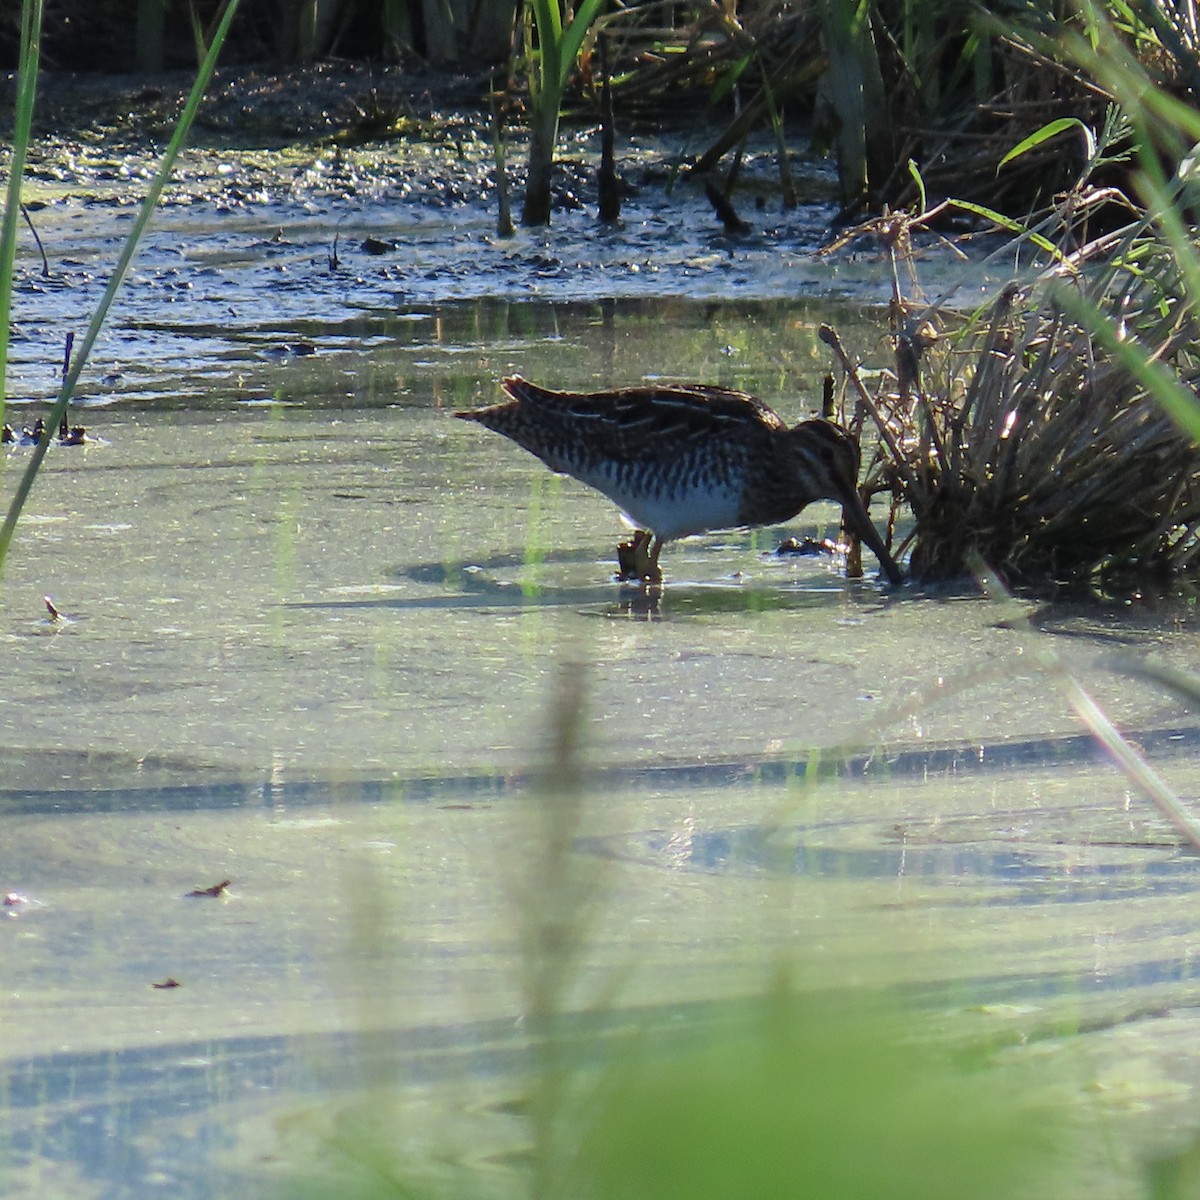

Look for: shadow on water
[587,825,1200,904]
[4,722,1199,825]
[280,548,898,618]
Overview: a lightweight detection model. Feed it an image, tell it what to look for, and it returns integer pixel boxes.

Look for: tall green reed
[521,0,607,226]
[0,0,42,431]
[0,0,241,574]
[817,0,890,207]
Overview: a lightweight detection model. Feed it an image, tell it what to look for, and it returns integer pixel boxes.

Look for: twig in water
[818,324,920,497]
[703,177,751,234]
[20,203,49,277]
[490,76,515,239]
[597,34,620,224]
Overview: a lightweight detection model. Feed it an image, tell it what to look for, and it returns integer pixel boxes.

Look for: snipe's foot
[616,529,662,583]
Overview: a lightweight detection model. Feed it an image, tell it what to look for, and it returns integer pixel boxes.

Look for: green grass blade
[967,557,1200,851]
[1109,658,1200,710]
[1050,659,1200,851]
[907,158,926,213]
[531,0,563,95]
[710,53,751,106]
[0,0,242,572]
[997,117,1094,172]
[1130,153,1200,318]
[532,0,562,42]
[0,0,44,430]
[947,198,1068,262]
[558,0,607,90]
[1055,285,1200,443]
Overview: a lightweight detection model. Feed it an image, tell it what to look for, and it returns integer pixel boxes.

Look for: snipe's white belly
[585,474,746,542]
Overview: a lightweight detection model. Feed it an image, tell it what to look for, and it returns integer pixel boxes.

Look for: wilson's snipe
[454,376,903,585]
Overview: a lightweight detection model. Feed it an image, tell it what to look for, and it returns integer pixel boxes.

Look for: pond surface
[3,155,1200,1199]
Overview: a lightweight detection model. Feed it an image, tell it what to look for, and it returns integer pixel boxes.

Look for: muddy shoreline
[5,62,492,146]
[2,62,972,417]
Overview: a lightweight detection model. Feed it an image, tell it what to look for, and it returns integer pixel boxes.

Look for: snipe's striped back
[454,376,903,585]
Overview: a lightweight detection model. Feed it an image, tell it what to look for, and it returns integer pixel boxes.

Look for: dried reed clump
[831,236,1200,585]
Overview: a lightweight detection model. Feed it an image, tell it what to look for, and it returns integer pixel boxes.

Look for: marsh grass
[510,658,607,1200]
[601,2,1107,214]
[808,2,1200,589]
[912,246,1200,584]
[820,172,1200,586]
[0,0,241,573]
[0,0,41,430]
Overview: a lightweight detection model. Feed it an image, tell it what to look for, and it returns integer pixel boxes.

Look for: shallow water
[7,127,1009,406]
[3,161,1200,1197]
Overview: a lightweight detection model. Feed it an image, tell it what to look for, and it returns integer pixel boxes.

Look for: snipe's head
[789,419,904,585]
[788,420,863,504]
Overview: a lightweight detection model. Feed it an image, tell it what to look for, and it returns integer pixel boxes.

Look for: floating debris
[775,536,836,557]
[260,342,317,360]
[2,409,94,447]
[185,879,231,898]
[3,892,44,919]
[361,236,396,254]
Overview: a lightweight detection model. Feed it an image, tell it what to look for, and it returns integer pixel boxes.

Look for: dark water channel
[3,151,1200,1198]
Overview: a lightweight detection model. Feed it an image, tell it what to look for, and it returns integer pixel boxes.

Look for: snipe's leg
[617,529,662,583]
[646,536,664,584]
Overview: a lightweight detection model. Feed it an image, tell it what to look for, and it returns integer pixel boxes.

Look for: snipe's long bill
[454,376,904,586]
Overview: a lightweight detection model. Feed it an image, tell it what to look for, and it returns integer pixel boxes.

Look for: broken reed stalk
[819,324,920,500]
[490,80,516,238]
[597,33,620,224]
[19,204,49,277]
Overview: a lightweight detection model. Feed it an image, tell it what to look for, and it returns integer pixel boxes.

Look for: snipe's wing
[497,375,787,463]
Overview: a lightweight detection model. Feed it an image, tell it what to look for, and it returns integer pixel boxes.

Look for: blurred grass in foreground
[264,657,1078,1200]
[571,977,1063,1200]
